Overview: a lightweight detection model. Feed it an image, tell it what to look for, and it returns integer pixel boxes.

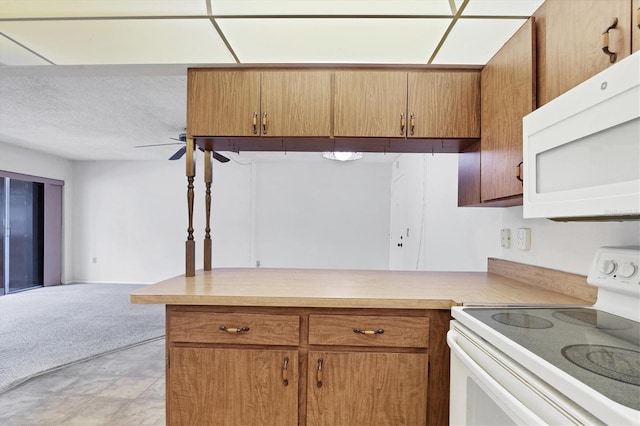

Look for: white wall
[253,158,390,270]
[71,153,391,283]
[392,153,640,275]
[72,158,252,283]
[0,141,74,283]
[391,154,503,271]
[500,206,640,275]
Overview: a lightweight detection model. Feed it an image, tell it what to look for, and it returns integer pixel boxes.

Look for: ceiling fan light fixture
[322,151,364,162]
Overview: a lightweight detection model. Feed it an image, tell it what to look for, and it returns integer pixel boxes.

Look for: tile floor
[0,338,166,425]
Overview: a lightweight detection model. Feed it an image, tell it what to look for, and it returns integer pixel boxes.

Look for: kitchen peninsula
[131,259,595,426]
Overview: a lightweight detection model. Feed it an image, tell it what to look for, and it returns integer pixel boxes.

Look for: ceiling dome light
[322,151,364,162]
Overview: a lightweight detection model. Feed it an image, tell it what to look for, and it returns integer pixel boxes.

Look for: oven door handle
[447,330,548,425]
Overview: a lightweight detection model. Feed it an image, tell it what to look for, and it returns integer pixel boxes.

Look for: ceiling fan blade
[136,142,183,148]
[212,151,231,163]
[169,146,187,160]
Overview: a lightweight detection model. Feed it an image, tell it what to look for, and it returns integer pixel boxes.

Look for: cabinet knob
[601,17,619,63]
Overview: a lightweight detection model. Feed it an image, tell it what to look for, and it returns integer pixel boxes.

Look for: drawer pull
[400,112,406,135]
[409,113,415,136]
[601,17,618,63]
[282,356,289,386]
[252,112,258,134]
[316,358,323,388]
[353,328,385,335]
[218,325,250,333]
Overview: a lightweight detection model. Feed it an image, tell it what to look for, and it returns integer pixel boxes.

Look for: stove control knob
[600,259,617,276]
[618,262,638,279]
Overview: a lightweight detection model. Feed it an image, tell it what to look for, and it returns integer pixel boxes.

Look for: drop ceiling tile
[0,0,207,18]
[216,18,450,63]
[456,0,544,16]
[211,1,454,16]
[0,33,51,65]
[431,18,526,64]
[0,19,235,65]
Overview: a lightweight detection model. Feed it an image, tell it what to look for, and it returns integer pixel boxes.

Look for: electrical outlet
[515,228,531,250]
[501,229,511,248]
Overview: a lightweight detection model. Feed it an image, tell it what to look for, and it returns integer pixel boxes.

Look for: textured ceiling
[0,0,544,162]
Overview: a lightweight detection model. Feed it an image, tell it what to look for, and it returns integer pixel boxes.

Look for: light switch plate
[515,228,531,250]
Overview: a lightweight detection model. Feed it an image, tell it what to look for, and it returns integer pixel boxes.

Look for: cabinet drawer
[169,312,300,346]
[308,315,429,348]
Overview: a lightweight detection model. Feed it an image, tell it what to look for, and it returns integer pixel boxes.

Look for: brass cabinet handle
[516,161,524,183]
[252,112,258,134]
[409,113,415,136]
[601,18,619,63]
[282,356,289,386]
[637,7,640,29]
[353,328,385,335]
[400,112,406,135]
[262,112,268,135]
[316,358,323,388]
[218,325,250,333]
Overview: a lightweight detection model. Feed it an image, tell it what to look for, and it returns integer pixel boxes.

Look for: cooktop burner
[491,312,554,329]
[562,344,640,386]
[552,309,632,330]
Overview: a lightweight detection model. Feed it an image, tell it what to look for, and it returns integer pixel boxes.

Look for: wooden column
[204,149,212,270]
[185,137,196,277]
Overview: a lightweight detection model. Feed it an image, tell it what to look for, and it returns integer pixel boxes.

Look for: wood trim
[487,258,597,303]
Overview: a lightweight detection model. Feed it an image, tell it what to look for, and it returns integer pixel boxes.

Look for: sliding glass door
[1,176,45,294]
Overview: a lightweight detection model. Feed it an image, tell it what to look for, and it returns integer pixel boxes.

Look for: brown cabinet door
[187,70,261,137]
[633,0,640,53]
[334,71,407,137]
[481,18,536,202]
[307,351,428,426]
[261,71,331,137]
[541,0,631,105]
[407,71,480,138]
[168,347,297,426]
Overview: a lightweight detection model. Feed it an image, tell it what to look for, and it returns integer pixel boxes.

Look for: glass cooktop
[463,307,640,411]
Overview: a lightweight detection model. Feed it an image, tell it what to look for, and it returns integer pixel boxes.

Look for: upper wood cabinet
[537,0,632,106]
[334,71,407,137]
[408,71,480,138]
[261,71,332,137]
[187,70,260,137]
[633,0,640,53]
[480,18,536,203]
[334,70,480,139]
[187,70,331,138]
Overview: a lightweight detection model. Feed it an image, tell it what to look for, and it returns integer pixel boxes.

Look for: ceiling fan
[136,133,230,163]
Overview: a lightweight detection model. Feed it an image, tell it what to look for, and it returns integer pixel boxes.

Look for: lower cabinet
[165,306,448,426]
[306,351,428,425]
[168,347,298,426]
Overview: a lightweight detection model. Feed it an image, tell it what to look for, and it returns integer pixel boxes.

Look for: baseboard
[65,281,155,286]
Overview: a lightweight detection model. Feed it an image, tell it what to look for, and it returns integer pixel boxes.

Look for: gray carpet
[0,283,165,393]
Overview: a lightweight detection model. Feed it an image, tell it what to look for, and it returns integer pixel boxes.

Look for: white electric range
[448,246,640,425]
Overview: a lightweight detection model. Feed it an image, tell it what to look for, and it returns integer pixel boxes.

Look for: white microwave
[523,51,639,221]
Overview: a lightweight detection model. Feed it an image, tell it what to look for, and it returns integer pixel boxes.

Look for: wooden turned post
[185,137,196,277]
[204,149,212,271]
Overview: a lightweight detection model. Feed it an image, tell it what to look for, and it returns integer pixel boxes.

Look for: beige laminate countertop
[129,267,592,309]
